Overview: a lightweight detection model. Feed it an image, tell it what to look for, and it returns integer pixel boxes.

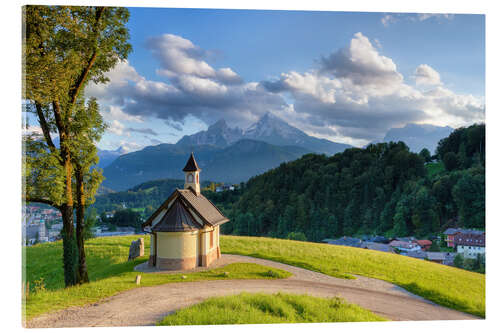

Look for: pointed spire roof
[182,152,201,172]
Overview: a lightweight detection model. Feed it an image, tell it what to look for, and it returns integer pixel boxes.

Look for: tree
[419,148,432,163]
[71,97,106,283]
[23,5,131,286]
[83,208,98,240]
[443,152,459,171]
[453,254,464,268]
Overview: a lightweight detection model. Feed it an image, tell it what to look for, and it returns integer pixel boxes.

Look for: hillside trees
[207,125,484,241]
[23,5,131,286]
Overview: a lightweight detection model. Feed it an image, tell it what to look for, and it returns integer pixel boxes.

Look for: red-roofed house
[416,240,432,251]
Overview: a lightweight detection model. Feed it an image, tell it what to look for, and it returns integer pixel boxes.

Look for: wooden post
[135,275,141,285]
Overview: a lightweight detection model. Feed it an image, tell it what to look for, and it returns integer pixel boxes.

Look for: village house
[361,241,394,253]
[324,236,363,248]
[416,239,432,251]
[142,153,229,270]
[455,231,485,259]
[389,240,421,252]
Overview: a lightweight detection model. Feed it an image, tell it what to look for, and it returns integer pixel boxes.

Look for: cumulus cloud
[413,64,442,86]
[261,33,484,143]
[88,32,483,146]
[86,35,286,129]
[320,32,403,88]
[108,119,126,136]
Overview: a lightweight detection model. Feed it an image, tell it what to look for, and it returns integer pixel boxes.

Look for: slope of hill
[382,123,454,153]
[102,140,310,191]
[93,179,188,213]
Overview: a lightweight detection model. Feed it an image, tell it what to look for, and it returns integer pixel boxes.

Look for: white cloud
[108,120,126,136]
[147,34,216,78]
[418,14,454,22]
[382,13,454,27]
[89,33,483,146]
[88,36,286,130]
[262,33,484,144]
[320,32,403,89]
[413,64,442,86]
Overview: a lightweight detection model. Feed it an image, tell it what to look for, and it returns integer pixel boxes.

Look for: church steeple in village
[182,152,201,195]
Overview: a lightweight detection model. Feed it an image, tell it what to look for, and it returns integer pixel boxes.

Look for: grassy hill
[24,235,485,321]
[221,236,485,317]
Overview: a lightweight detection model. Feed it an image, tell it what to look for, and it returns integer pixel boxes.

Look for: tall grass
[158,292,387,325]
[220,235,485,317]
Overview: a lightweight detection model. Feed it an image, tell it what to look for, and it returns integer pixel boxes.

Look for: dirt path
[26,255,479,327]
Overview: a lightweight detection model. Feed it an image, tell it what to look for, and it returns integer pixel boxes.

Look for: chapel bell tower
[183,152,201,195]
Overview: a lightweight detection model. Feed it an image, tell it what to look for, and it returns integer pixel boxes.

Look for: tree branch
[34,101,56,152]
[24,196,59,209]
[68,7,105,106]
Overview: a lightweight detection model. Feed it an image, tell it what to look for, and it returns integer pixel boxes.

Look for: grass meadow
[158,292,387,325]
[24,234,485,321]
[23,235,290,320]
[221,235,485,317]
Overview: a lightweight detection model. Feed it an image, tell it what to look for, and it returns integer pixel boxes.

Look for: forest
[205,124,485,241]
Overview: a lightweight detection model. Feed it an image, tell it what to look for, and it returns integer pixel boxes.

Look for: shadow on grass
[401,282,484,318]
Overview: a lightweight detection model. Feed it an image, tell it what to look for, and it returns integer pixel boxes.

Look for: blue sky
[67,8,485,151]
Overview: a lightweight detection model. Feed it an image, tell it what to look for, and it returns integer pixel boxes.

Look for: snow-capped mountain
[176,119,243,147]
[176,113,352,155]
[97,146,128,168]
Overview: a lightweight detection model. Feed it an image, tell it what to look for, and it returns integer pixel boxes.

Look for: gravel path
[26,254,479,327]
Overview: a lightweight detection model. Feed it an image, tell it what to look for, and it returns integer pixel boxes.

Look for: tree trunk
[60,203,78,287]
[75,166,89,284]
[60,128,79,287]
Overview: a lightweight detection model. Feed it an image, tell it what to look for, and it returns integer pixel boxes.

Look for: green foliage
[221,236,485,317]
[419,148,432,163]
[109,209,142,228]
[92,179,187,214]
[83,208,98,240]
[206,125,484,241]
[286,231,307,241]
[443,152,459,171]
[453,254,464,268]
[158,293,387,325]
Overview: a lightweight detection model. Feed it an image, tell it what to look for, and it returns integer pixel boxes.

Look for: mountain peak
[209,119,228,130]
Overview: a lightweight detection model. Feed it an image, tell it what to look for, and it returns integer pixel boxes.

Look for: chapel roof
[182,152,201,172]
[151,199,202,232]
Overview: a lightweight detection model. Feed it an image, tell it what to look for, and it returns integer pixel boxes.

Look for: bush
[453,254,464,268]
[286,232,307,241]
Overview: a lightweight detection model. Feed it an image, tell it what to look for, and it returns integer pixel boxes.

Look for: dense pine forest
[206,124,485,241]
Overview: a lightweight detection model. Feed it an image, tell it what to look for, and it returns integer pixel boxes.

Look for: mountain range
[100,114,454,191]
[382,123,454,153]
[177,113,351,154]
[101,113,353,191]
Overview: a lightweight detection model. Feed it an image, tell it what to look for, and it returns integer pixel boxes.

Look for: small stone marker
[223,272,229,277]
[135,275,141,285]
[181,275,187,279]
[128,238,145,261]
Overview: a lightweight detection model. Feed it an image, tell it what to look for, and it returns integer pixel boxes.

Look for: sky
[60,8,485,152]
